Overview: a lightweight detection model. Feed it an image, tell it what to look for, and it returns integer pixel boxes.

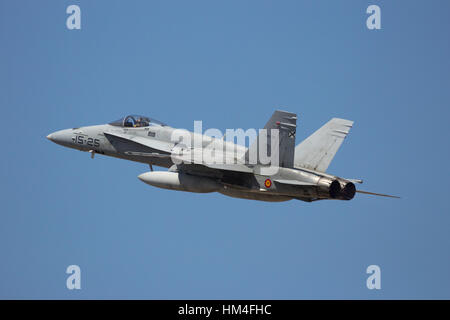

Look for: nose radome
[46,129,73,146]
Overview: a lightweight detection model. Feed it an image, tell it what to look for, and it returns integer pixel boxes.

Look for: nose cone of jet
[46,129,72,146]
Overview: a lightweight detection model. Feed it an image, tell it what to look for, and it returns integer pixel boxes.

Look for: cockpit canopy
[109,115,166,128]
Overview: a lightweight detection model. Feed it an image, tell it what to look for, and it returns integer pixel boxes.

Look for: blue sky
[1,0,449,299]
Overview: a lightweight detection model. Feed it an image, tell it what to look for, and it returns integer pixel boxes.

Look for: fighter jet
[47,111,398,202]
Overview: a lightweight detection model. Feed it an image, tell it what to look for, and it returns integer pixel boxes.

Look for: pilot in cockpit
[135,117,149,127]
[134,117,142,127]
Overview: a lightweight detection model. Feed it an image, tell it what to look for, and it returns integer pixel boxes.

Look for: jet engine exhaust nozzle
[341,181,356,200]
[317,177,341,199]
[329,180,342,199]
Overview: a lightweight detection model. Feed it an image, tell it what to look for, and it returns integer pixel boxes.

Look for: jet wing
[201,163,254,173]
[105,131,255,174]
[172,150,255,173]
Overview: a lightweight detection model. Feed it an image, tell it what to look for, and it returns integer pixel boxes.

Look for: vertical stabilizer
[294,118,353,172]
[244,110,297,168]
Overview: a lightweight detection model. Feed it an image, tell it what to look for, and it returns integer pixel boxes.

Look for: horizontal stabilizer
[346,178,363,184]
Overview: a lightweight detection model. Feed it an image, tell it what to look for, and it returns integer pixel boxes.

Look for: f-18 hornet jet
[47,110,398,202]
